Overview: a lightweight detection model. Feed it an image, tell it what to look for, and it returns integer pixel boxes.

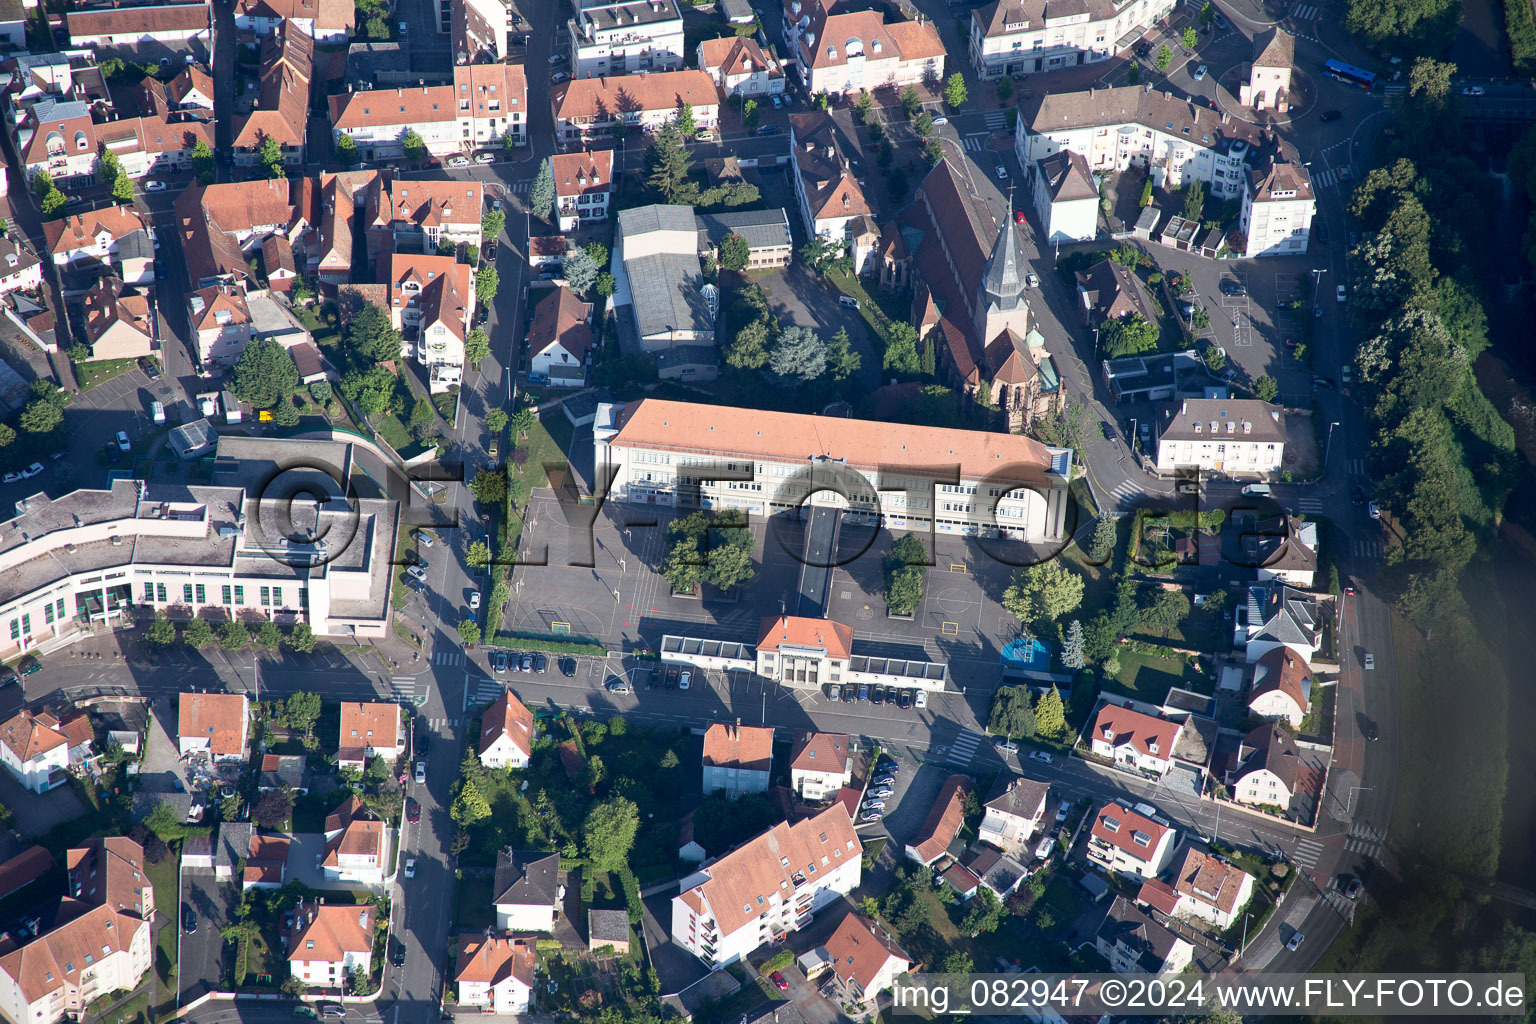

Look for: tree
[1155,44,1173,70]
[233,338,300,409]
[509,405,536,440]
[923,138,944,167]
[529,160,555,220]
[111,170,134,204]
[768,325,826,383]
[253,789,293,829]
[402,129,426,163]
[486,408,509,434]
[1098,314,1160,358]
[883,534,928,615]
[0,424,13,448]
[465,327,490,366]
[799,236,850,276]
[1034,685,1068,739]
[691,793,779,853]
[675,102,696,137]
[853,90,875,123]
[742,98,760,128]
[475,264,500,304]
[1062,618,1085,669]
[20,397,62,433]
[257,621,283,650]
[1254,375,1279,402]
[346,302,403,363]
[147,612,177,646]
[988,685,1037,738]
[466,540,491,568]
[1003,561,1085,625]
[286,622,317,653]
[185,616,215,649]
[258,135,286,178]
[457,619,482,645]
[451,782,491,825]
[911,111,935,139]
[1088,510,1118,562]
[583,241,609,268]
[1192,305,1212,331]
[940,952,974,975]
[900,85,922,118]
[726,317,772,370]
[646,120,699,204]
[584,797,641,872]
[1181,25,1198,48]
[1139,178,1153,207]
[596,272,615,298]
[1140,588,1191,633]
[191,138,216,182]
[482,208,506,242]
[883,320,922,374]
[335,133,360,165]
[470,467,508,505]
[34,172,66,218]
[943,72,968,108]
[1199,1,1215,26]
[995,77,1014,102]
[662,510,755,591]
[1183,181,1207,222]
[825,327,861,381]
[718,233,751,272]
[563,249,598,292]
[920,337,937,377]
[219,619,249,650]
[959,887,1004,936]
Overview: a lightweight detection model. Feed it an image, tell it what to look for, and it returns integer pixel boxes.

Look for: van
[151,401,165,424]
[1241,483,1272,496]
[838,295,861,309]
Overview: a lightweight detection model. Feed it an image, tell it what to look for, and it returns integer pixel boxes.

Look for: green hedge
[581,869,597,905]
[759,949,794,975]
[1508,0,1536,75]
[486,633,607,656]
[619,867,643,926]
[535,938,563,952]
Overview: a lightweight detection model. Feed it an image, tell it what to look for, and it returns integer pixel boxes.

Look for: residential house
[0,710,71,794]
[788,112,875,273]
[702,720,774,797]
[65,4,211,53]
[670,803,862,968]
[136,63,216,119]
[969,0,1175,78]
[1156,398,1285,477]
[1228,723,1301,809]
[1089,704,1182,778]
[1017,85,1263,201]
[1244,582,1321,662]
[1138,847,1254,929]
[550,70,718,142]
[258,753,307,793]
[0,237,43,297]
[792,10,945,96]
[904,775,972,866]
[321,795,387,885]
[678,813,706,863]
[1244,515,1318,587]
[375,178,485,254]
[453,0,515,64]
[114,230,156,286]
[589,909,631,953]
[1242,28,1293,112]
[0,847,54,903]
[697,35,785,98]
[261,235,300,292]
[457,62,529,150]
[478,690,534,770]
[188,286,255,367]
[1086,800,1176,879]
[177,692,250,761]
[234,0,355,43]
[1246,647,1311,729]
[905,159,1064,431]
[455,936,535,1014]
[4,53,106,114]
[243,835,291,890]
[1095,895,1194,974]
[789,730,851,802]
[329,64,527,159]
[1031,149,1099,243]
[492,850,560,932]
[824,913,911,1010]
[336,702,404,772]
[215,823,252,883]
[80,277,155,362]
[567,0,685,77]
[1074,256,1157,327]
[696,209,794,270]
[528,286,593,387]
[530,235,571,269]
[961,846,1031,899]
[19,101,212,185]
[287,899,375,988]
[42,207,148,267]
[550,150,614,232]
[0,838,153,1024]
[1239,144,1315,257]
[232,22,313,169]
[382,253,473,393]
[977,774,1051,856]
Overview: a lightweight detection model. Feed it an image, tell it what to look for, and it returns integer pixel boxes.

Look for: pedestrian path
[425,717,467,729]
[1383,83,1406,96]
[1353,538,1383,558]
[1103,479,1146,507]
[1312,166,1348,189]
[945,728,984,766]
[1345,822,1387,856]
[1289,3,1319,18]
[388,676,425,703]
[1291,836,1325,870]
[433,650,465,666]
[468,678,506,706]
[1296,497,1324,513]
[505,181,530,193]
[1347,458,1366,476]
[962,134,988,151]
[983,110,1010,130]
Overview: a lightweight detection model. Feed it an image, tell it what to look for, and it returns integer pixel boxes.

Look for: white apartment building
[1087,801,1176,879]
[790,9,945,96]
[491,850,559,932]
[595,399,1072,542]
[789,731,852,802]
[671,804,861,969]
[550,150,614,232]
[0,439,397,661]
[567,0,685,78]
[0,237,44,297]
[697,35,785,98]
[1156,398,1285,477]
[329,64,528,159]
[1090,703,1182,777]
[550,70,717,141]
[1240,153,1315,257]
[455,937,535,1014]
[977,775,1051,857]
[787,111,878,274]
[0,710,71,793]
[1096,896,1194,975]
[969,0,1175,78]
[1017,84,1262,200]
[702,721,774,797]
[287,900,375,988]
[453,0,514,64]
[1139,848,1255,929]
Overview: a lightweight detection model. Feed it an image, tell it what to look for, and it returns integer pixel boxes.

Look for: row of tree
[145,610,318,652]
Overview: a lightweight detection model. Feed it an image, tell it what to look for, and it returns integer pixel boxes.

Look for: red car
[1013,209,1026,224]
[406,798,420,824]
[770,972,788,991]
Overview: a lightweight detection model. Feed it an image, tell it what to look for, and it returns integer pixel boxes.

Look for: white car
[404,858,417,879]
[145,180,167,192]
[1363,652,1375,670]
[1025,272,1039,287]
[448,156,470,168]
[23,462,43,479]
[115,430,131,452]
[1029,750,1053,764]
[475,153,495,164]
[1193,64,1208,80]
[995,164,1008,180]
[414,761,426,784]
[406,564,428,582]
[914,690,927,709]
[679,670,691,690]
[932,116,949,125]
[1336,284,1347,302]
[469,593,481,610]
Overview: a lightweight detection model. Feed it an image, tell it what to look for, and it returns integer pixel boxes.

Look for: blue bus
[1324,59,1377,90]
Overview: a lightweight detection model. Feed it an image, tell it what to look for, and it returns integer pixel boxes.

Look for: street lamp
[1344,785,1373,816]
[1322,421,1341,466]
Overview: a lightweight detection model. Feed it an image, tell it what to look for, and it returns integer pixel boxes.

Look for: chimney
[1181,400,1186,414]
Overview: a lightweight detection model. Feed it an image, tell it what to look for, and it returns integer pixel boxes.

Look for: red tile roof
[756,615,853,659]
[0,711,68,763]
[825,913,910,992]
[550,150,613,200]
[551,69,717,123]
[789,730,850,773]
[455,935,535,988]
[177,692,248,757]
[528,286,594,360]
[1092,704,1181,761]
[288,900,374,963]
[908,775,971,863]
[480,691,534,760]
[702,721,775,773]
[1090,801,1170,861]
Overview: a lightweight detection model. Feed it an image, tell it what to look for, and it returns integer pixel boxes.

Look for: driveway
[776,961,840,1024]
[0,769,86,837]
[141,698,191,794]
[282,831,395,892]
[178,866,233,1004]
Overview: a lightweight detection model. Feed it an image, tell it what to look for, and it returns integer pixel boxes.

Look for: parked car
[469,592,480,610]
[406,564,428,582]
[770,972,788,991]
[414,761,426,784]
[872,775,896,788]
[863,799,886,810]
[857,684,870,701]
[0,669,18,689]
[1363,652,1375,670]
[17,657,40,676]
[1320,109,1342,122]
[533,653,548,673]
[492,651,508,674]
[559,657,577,677]
[869,686,884,705]
[757,123,779,135]
[115,430,132,452]
[914,690,927,708]
[1213,12,1228,27]
[679,670,691,690]
[871,786,894,798]
[842,686,856,703]
[1219,279,1245,296]
[665,666,679,688]
[1313,376,1336,389]
[404,858,417,878]
[770,94,783,109]
[406,798,420,823]
[1029,750,1053,764]
[518,653,532,672]
[475,152,495,164]
[896,690,912,709]
[861,811,884,822]
[1341,876,1364,900]
[320,1005,345,1019]
[827,684,841,700]
[549,52,567,64]
[1336,284,1347,302]
[146,179,167,192]
[1025,272,1039,287]
[140,358,161,381]
[1462,85,1485,96]
[993,738,1018,753]
[447,155,470,168]
[413,529,435,547]
[994,164,1008,179]
[1192,64,1207,79]
[1368,501,1381,520]
[606,677,632,693]
[183,907,197,933]
[1056,800,1071,823]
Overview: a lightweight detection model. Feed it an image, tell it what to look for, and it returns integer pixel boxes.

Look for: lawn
[513,410,573,493]
[390,524,415,611]
[147,856,179,1015]
[75,358,138,392]
[1103,650,1208,702]
[453,872,495,931]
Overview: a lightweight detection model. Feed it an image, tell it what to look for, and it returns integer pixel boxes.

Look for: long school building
[594,399,1072,541]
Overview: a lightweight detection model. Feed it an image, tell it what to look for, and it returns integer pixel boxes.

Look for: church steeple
[979,201,1027,314]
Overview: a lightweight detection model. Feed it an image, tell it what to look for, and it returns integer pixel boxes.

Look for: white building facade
[567,0,685,77]
[969,0,1175,78]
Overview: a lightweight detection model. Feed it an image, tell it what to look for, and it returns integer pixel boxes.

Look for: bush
[760,949,795,974]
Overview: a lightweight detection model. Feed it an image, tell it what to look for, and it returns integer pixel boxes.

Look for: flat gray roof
[697,209,792,252]
[625,251,714,340]
[617,204,697,236]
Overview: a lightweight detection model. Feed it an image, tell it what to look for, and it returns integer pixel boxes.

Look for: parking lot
[178,866,232,1004]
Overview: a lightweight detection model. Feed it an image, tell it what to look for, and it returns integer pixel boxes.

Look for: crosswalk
[945,729,984,766]
[1346,822,1387,856]
[1347,459,1367,476]
[468,678,507,706]
[433,650,465,666]
[1289,3,1320,18]
[388,676,427,706]
[1291,836,1325,870]
[1296,497,1324,513]
[1103,479,1145,507]
[1354,539,1383,558]
[505,181,530,194]
[424,717,467,729]
[1312,166,1350,189]
[962,134,988,152]
[1383,83,1406,96]
[983,110,1010,130]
